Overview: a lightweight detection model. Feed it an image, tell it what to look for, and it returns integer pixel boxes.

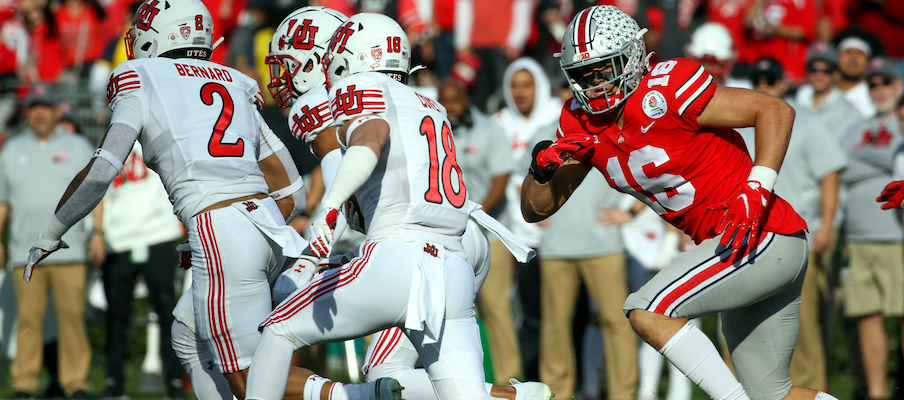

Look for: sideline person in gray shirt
[839,56,904,400]
[0,90,104,399]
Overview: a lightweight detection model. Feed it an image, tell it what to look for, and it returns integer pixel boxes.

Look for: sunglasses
[753,75,778,87]
[806,66,835,74]
[868,77,893,89]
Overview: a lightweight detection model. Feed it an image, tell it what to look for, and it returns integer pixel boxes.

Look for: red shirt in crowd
[749,0,816,83]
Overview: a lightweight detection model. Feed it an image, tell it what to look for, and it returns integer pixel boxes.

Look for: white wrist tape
[320,148,343,195]
[748,166,778,192]
[43,216,70,242]
[321,146,379,210]
[269,178,305,200]
[344,115,382,145]
[92,148,124,172]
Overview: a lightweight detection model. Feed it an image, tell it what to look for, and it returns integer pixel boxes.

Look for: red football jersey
[559,58,806,243]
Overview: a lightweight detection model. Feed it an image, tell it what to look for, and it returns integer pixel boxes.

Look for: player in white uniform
[245,13,522,400]
[22,2,403,400]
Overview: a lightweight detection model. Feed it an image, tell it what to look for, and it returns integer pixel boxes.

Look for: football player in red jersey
[521,5,836,400]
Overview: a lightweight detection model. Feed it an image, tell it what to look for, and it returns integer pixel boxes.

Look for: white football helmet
[557,5,648,115]
[126,0,214,60]
[267,7,348,108]
[685,22,735,80]
[324,13,411,88]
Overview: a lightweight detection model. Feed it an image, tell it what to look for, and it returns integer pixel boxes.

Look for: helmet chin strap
[212,37,225,50]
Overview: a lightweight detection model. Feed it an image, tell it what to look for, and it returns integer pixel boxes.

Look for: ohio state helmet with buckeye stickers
[126,0,214,60]
[324,13,411,88]
[557,5,648,115]
[267,7,348,108]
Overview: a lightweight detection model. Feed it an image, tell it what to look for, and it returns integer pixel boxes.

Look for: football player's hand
[529,134,594,184]
[176,241,191,270]
[877,180,904,210]
[272,256,319,304]
[309,207,340,258]
[24,236,69,282]
[341,197,365,234]
[712,180,773,249]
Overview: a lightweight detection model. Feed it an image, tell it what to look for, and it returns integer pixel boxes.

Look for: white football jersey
[107,57,270,224]
[289,85,333,144]
[328,72,469,255]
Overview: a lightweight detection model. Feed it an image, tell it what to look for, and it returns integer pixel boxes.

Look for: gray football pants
[624,231,808,400]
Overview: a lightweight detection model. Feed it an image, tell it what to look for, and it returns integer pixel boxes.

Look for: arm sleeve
[258,113,307,220]
[55,123,140,227]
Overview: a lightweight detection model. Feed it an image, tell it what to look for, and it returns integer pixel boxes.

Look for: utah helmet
[685,22,735,81]
[557,6,648,115]
[126,0,214,60]
[267,7,347,108]
[324,13,411,88]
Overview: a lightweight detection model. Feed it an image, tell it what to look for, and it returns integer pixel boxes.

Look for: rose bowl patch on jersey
[642,90,667,119]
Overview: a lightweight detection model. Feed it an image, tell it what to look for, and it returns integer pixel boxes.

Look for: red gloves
[529,134,595,184]
[877,181,904,210]
[714,180,773,249]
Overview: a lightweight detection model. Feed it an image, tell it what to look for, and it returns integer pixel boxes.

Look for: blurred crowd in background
[1,0,904,399]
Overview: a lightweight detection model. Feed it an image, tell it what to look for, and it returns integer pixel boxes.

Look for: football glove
[24,235,69,282]
[529,134,594,184]
[341,197,365,234]
[712,180,773,249]
[272,256,319,304]
[877,180,904,210]
[309,207,340,258]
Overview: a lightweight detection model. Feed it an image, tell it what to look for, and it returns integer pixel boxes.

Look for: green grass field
[0,301,898,399]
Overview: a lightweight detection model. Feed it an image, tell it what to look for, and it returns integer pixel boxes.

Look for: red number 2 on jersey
[200,82,244,157]
[420,116,466,208]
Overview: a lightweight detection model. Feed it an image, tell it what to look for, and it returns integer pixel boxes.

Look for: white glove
[24,235,69,282]
[309,207,339,258]
[272,256,319,304]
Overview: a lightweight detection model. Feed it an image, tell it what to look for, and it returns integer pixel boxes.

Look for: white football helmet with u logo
[267,7,348,108]
[324,13,411,88]
[126,0,214,60]
[557,5,648,114]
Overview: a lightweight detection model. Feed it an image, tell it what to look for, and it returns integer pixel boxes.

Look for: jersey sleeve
[556,100,585,139]
[107,61,148,132]
[257,111,286,161]
[289,87,333,144]
[328,73,388,128]
[661,58,716,129]
[240,73,265,111]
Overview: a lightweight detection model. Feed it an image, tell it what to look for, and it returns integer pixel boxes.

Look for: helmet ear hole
[141,42,152,52]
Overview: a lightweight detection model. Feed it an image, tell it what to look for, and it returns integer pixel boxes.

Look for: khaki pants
[475,240,522,384]
[11,263,90,396]
[540,253,638,400]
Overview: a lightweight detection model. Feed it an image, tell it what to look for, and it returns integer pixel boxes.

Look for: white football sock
[302,375,330,400]
[658,322,749,400]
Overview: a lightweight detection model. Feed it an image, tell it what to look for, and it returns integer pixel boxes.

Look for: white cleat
[510,378,553,400]
[370,377,404,400]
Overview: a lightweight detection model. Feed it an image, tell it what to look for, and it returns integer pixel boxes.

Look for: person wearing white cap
[835,36,877,118]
